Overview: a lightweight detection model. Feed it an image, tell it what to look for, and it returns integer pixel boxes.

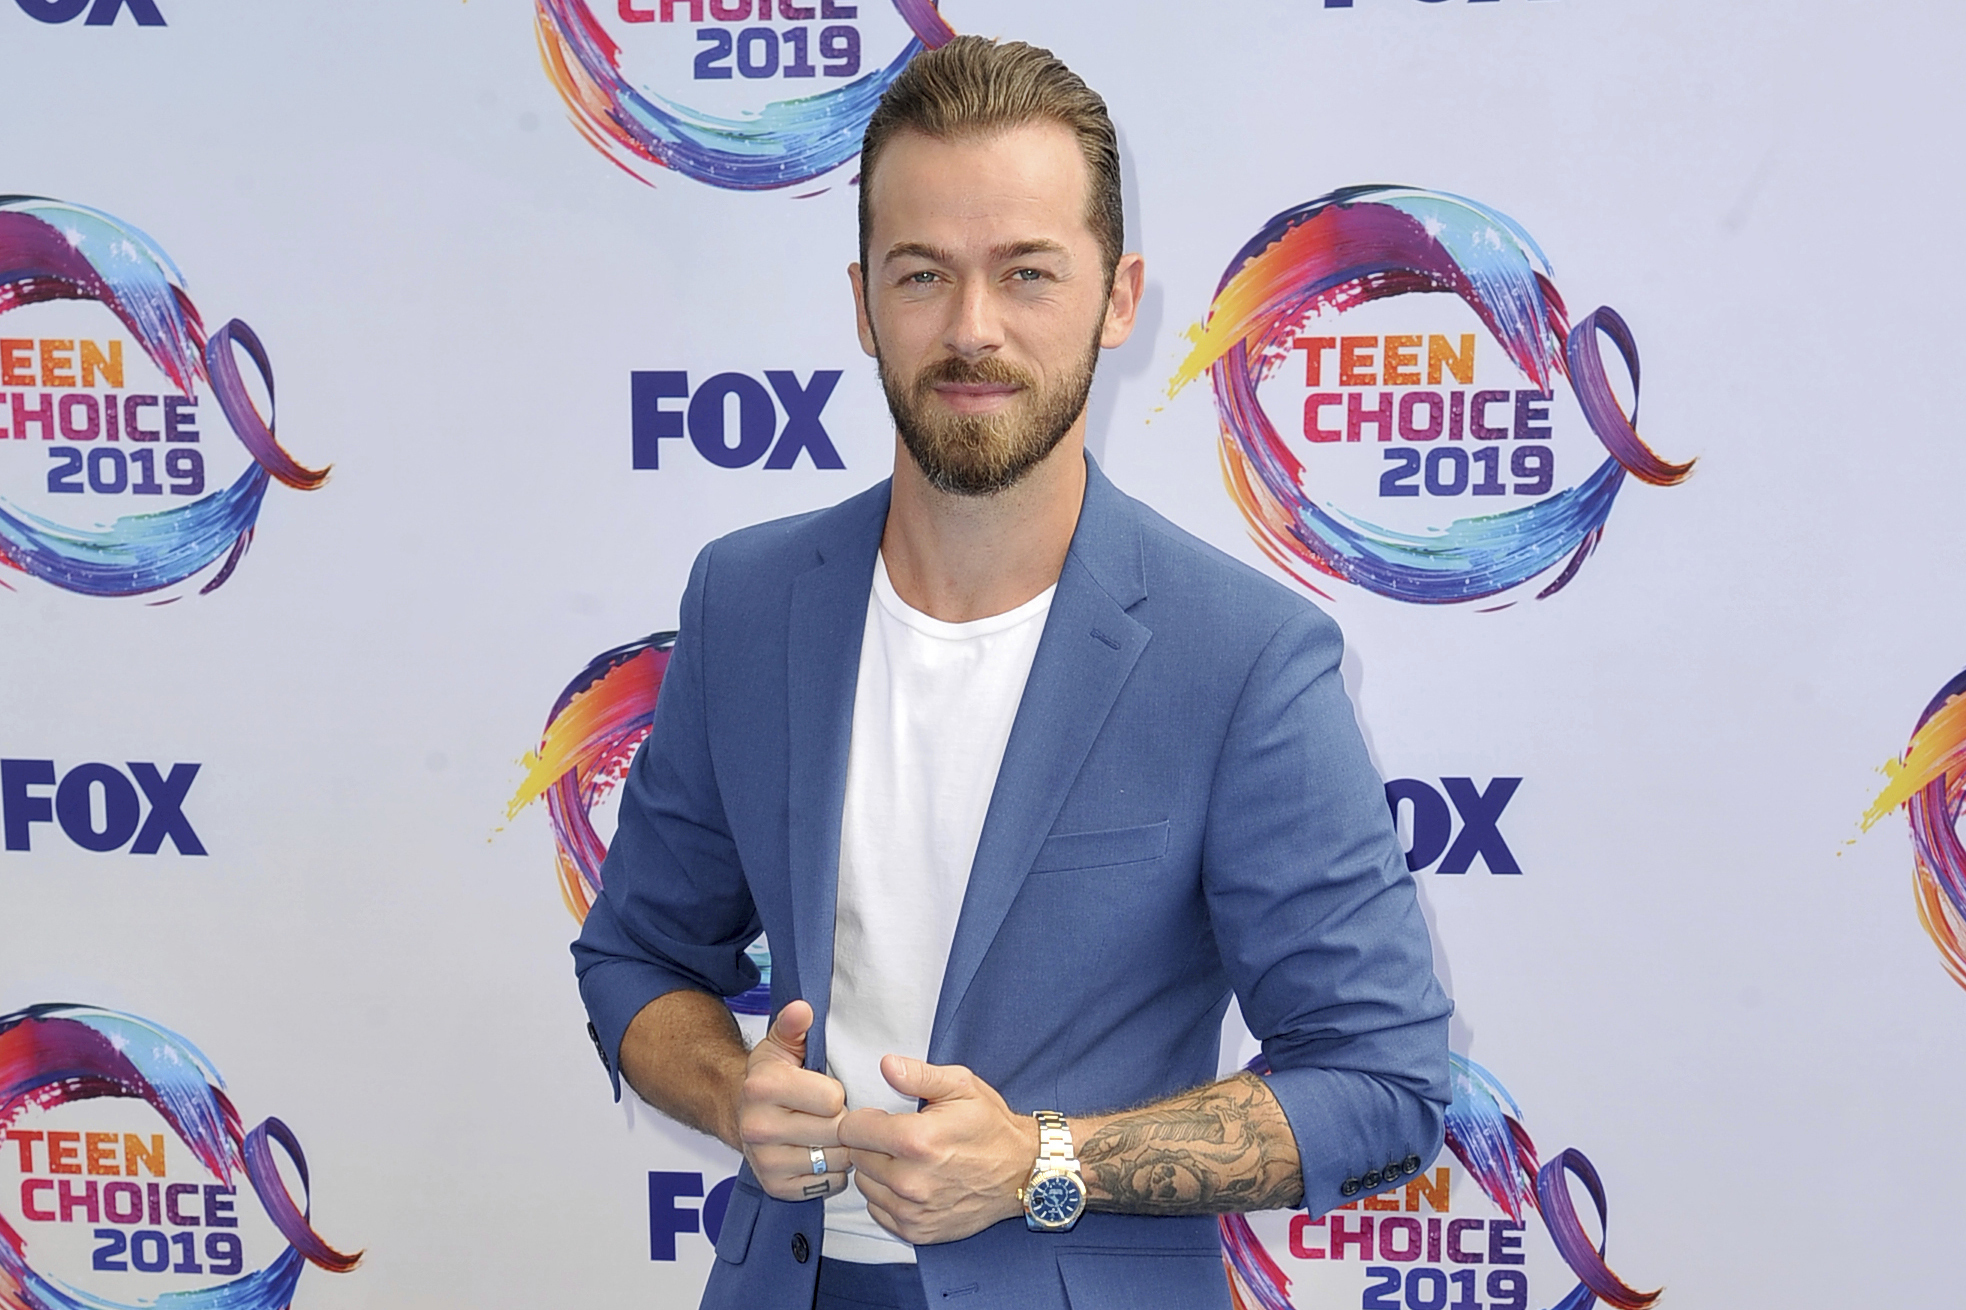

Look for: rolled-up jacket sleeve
[572,542,762,1100]
[1201,607,1453,1215]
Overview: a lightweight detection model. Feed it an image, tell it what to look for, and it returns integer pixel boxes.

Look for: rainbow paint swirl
[1172,186,1693,605]
[0,1004,357,1310]
[534,0,954,191]
[0,197,328,599]
[510,634,674,922]
[1221,1053,1659,1310]
[508,634,771,1014]
[1862,668,1966,990]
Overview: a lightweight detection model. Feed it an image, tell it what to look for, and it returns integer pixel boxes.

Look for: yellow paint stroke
[1914,861,1966,990]
[506,674,620,821]
[1168,221,1329,397]
[1861,691,1966,830]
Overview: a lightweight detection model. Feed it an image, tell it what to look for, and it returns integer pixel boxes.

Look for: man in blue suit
[574,36,1450,1310]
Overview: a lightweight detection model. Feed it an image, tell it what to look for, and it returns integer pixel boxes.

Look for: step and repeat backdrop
[3,1,1963,1307]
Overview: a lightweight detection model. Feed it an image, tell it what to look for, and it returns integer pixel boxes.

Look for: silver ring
[808,1145,828,1176]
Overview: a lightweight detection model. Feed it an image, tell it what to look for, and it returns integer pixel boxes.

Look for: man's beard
[879,331,1101,498]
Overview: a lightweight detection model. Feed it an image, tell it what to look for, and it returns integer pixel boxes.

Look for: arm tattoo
[1077,1072,1304,1216]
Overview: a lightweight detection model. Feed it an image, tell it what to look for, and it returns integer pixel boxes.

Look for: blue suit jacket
[575,458,1451,1310]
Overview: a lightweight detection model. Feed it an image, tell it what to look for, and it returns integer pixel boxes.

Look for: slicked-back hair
[858,36,1124,285]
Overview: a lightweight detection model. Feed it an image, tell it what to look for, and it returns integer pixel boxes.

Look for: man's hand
[739,1001,853,1202]
[838,1055,1033,1245]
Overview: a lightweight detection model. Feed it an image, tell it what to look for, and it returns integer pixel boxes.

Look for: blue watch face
[1029,1174,1084,1225]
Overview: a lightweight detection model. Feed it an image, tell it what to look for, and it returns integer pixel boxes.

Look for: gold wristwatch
[1018,1110,1087,1232]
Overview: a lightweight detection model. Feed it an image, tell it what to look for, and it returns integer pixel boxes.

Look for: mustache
[912,355,1035,392]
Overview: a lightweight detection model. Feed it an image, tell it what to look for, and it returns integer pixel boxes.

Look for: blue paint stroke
[0,1005,359,1310]
[536,0,952,191]
[0,467,270,598]
[1195,185,1690,604]
[0,198,327,598]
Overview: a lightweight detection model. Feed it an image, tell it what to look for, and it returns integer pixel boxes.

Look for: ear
[1100,253,1146,350]
[849,262,879,359]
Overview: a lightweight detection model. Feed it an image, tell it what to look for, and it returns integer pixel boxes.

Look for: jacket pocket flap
[1030,821,1169,873]
[1056,1249,1230,1309]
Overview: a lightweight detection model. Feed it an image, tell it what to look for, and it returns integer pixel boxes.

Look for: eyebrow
[882,238,1073,267]
[991,238,1071,263]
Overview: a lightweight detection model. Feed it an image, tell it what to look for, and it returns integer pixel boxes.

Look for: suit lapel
[927,460,1150,1061]
[784,483,888,1072]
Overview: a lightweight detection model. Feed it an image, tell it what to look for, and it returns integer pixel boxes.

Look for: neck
[880,426,1087,623]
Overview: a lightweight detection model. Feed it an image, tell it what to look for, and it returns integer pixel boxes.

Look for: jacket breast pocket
[1029,821,1169,874]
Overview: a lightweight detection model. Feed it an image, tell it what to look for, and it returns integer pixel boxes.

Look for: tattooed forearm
[1076,1072,1304,1215]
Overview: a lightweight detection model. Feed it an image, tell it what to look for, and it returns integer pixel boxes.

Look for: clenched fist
[838,1055,1033,1245]
[739,1001,853,1201]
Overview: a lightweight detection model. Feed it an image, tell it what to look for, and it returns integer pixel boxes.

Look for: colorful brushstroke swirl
[0,1004,358,1310]
[534,0,954,191]
[0,197,328,599]
[1861,668,1966,990]
[507,633,770,1014]
[1171,186,1693,605]
[1221,1052,1660,1310]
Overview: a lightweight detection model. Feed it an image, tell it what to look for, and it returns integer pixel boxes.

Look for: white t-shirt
[822,552,1054,1264]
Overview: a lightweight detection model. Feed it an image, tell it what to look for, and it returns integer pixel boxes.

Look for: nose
[945,276,1003,360]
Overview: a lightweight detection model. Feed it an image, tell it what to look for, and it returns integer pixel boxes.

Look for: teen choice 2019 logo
[506,633,770,1013]
[1171,186,1695,607]
[0,1004,357,1310]
[0,197,327,600]
[535,0,955,191]
[1861,667,1966,991]
[1219,1052,1659,1310]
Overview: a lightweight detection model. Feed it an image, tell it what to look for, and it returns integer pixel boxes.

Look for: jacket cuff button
[1339,1178,1361,1198]
[586,1021,609,1070]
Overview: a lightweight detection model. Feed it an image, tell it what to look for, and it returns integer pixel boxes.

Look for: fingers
[879,1054,975,1104]
[757,1000,814,1066]
[738,1007,854,1201]
[836,1061,1029,1244]
[743,1055,847,1121]
[864,1196,900,1238]
[753,1141,853,1201]
[837,1105,907,1157]
[854,1159,987,1246]
[796,1174,848,1201]
[852,1163,917,1213]
[737,1072,845,1164]
[856,1166,939,1243]
[858,1177,904,1238]
[742,1007,843,1124]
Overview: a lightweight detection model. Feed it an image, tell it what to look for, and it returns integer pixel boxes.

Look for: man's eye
[1010,268,1045,281]
[905,270,939,285]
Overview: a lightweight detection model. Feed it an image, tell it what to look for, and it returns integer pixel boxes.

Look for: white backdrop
[3,2,1964,1307]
